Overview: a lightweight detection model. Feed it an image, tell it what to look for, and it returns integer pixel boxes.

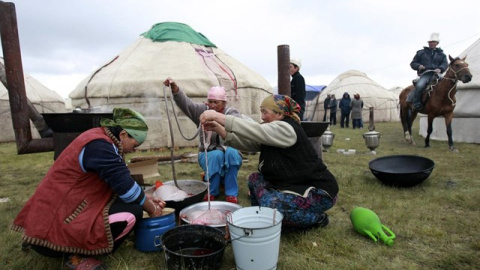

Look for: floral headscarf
[261,94,301,123]
[100,108,148,144]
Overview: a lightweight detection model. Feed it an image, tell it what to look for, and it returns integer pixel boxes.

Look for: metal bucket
[227,206,284,270]
[135,208,176,252]
[162,225,226,270]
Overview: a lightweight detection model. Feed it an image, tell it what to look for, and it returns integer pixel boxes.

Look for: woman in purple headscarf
[200,95,338,231]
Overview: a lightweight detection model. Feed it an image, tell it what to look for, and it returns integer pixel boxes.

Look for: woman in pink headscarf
[163,78,243,203]
[200,94,338,232]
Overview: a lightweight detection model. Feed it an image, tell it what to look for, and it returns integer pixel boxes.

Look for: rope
[164,86,200,141]
[163,86,180,189]
[201,124,211,210]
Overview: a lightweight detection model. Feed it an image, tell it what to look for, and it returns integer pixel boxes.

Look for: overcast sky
[2,0,479,98]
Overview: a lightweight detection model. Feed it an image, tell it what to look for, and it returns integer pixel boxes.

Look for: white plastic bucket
[227,206,283,270]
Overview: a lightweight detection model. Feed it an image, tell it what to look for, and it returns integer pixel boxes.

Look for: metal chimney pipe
[277,44,291,96]
[0,1,53,154]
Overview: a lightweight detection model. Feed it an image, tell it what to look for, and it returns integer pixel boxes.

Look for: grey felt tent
[0,58,66,142]
[309,70,400,123]
[419,38,480,143]
[69,22,273,149]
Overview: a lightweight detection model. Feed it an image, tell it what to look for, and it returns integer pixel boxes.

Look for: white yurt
[310,70,400,123]
[69,22,273,149]
[388,86,405,98]
[419,38,480,143]
[0,59,66,142]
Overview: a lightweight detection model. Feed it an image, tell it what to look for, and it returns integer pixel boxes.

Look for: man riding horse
[409,33,448,112]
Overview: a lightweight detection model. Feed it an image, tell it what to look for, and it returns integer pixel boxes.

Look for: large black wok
[300,121,329,137]
[369,155,435,187]
[146,180,208,213]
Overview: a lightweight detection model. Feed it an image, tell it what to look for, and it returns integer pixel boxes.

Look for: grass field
[1,120,479,270]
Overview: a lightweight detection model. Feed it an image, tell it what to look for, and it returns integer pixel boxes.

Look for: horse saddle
[408,75,441,104]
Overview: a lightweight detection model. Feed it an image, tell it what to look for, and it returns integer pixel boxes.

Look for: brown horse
[399,55,472,152]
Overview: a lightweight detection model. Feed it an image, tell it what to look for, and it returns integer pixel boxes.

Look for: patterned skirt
[247,172,337,228]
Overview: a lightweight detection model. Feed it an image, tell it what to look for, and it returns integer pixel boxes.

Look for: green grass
[1,120,479,269]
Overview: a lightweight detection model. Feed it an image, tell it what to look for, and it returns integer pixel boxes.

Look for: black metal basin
[369,155,435,187]
[301,121,329,137]
[42,113,113,133]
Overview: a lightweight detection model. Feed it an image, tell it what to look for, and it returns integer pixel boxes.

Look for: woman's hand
[163,77,179,93]
[144,193,166,218]
[200,110,227,139]
[200,110,226,126]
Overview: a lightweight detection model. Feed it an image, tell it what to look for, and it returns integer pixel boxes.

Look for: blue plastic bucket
[135,208,176,252]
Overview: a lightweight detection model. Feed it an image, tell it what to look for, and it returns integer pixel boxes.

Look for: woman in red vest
[11,108,164,269]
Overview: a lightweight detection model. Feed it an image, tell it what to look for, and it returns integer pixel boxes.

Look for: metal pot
[146,180,208,213]
[179,201,242,228]
[363,131,381,151]
[321,130,335,150]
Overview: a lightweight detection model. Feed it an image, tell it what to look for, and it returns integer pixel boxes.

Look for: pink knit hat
[207,86,227,101]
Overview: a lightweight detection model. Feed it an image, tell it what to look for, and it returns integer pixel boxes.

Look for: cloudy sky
[2,0,479,98]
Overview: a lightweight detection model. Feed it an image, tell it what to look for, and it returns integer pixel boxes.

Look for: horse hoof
[424,145,430,148]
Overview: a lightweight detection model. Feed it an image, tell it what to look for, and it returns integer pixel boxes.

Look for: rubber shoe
[203,194,215,202]
[317,213,329,228]
[226,196,238,204]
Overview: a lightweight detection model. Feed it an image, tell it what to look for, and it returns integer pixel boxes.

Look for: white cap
[429,33,440,42]
[290,58,302,69]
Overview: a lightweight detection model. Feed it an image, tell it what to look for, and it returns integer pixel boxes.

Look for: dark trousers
[340,113,350,128]
[352,119,363,129]
[329,112,337,125]
[413,72,435,105]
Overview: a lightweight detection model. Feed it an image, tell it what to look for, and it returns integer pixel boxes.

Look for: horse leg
[407,108,415,145]
[401,106,413,144]
[425,115,434,148]
[444,114,458,152]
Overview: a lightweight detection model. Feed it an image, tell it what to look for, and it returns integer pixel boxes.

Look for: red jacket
[11,128,116,255]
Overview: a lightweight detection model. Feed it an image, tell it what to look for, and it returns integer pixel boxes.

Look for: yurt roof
[388,86,405,98]
[68,22,273,149]
[69,22,272,102]
[1,58,65,112]
[1,60,66,142]
[141,22,216,47]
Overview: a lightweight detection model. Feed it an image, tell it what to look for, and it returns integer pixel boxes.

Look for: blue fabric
[82,140,145,205]
[413,72,436,104]
[247,172,337,228]
[198,148,242,196]
[352,119,364,129]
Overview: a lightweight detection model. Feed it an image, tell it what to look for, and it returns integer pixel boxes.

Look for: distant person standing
[350,93,364,129]
[339,92,352,128]
[409,32,448,112]
[290,58,306,121]
[328,94,338,125]
[323,94,331,122]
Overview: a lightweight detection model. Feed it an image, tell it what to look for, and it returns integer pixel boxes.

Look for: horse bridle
[442,60,469,106]
[443,60,469,82]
